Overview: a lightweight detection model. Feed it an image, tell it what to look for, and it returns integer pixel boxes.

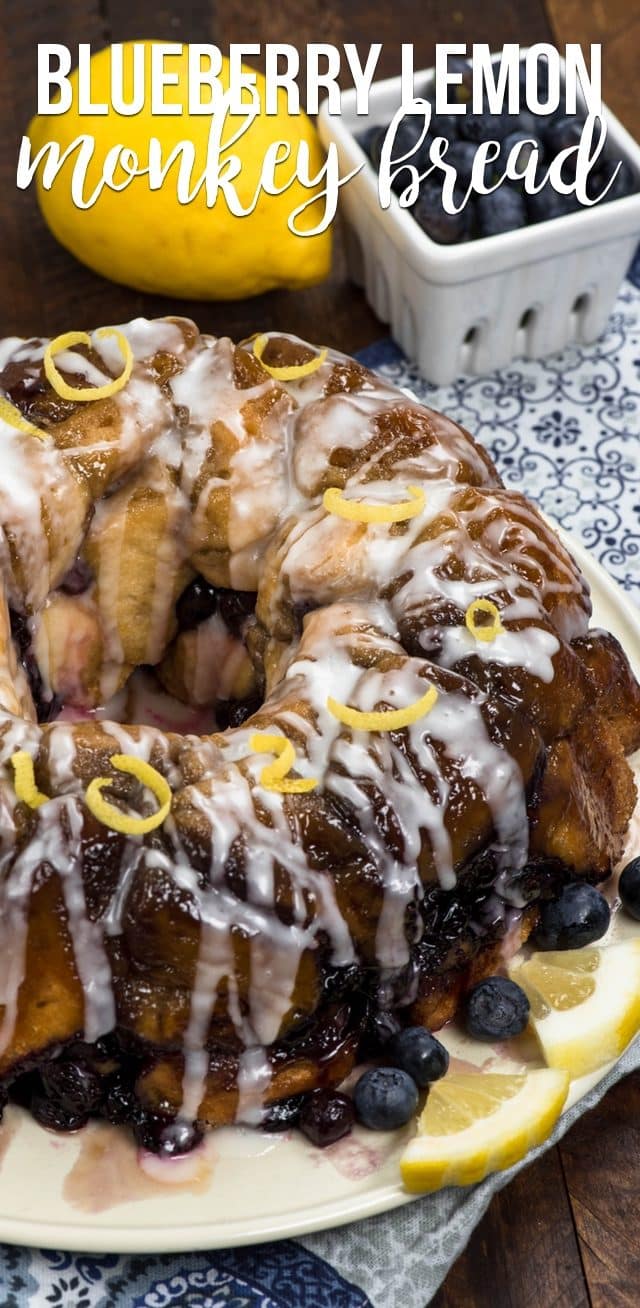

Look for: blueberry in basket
[477,185,527,238]
[357,52,637,245]
[411,183,474,244]
[532,882,611,950]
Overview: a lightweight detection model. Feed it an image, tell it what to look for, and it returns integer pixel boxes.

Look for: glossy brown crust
[0,328,638,1132]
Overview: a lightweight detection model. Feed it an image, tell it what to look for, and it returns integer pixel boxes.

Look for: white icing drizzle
[0,318,599,1129]
[437,622,560,684]
[0,795,115,1051]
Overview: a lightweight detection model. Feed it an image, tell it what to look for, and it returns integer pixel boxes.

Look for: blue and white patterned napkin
[2,258,640,1308]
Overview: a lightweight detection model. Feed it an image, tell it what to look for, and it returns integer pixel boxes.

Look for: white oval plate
[0,528,638,1254]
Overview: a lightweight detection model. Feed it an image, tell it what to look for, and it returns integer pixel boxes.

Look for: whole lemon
[28,42,331,299]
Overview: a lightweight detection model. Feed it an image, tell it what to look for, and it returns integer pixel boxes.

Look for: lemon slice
[509,940,640,1079]
[400,1068,569,1194]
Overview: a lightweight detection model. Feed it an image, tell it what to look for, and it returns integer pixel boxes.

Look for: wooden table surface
[1,1,640,1304]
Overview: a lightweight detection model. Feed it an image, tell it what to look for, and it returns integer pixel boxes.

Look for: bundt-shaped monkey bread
[0,318,637,1149]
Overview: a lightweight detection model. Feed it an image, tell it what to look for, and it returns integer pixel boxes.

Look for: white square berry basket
[318,58,640,384]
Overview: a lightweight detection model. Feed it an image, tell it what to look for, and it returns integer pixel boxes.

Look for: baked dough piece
[0,320,637,1142]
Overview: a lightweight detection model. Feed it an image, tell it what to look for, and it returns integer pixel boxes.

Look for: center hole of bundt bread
[12,574,261,731]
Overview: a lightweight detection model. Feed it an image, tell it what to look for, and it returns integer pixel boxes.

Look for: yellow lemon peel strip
[327,684,438,732]
[249,732,318,794]
[465,599,503,643]
[323,485,426,524]
[85,753,171,835]
[44,328,133,402]
[0,398,47,440]
[253,334,327,381]
[10,751,50,808]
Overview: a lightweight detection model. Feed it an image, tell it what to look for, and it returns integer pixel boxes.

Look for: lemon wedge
[509,940,640,1079]
[400,1068,569,1194]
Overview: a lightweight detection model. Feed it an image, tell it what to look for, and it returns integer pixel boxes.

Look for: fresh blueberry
[262,1093,305,1133]
[444,55,474,105]
[500,130,545,177]
[443,139,479,186]
[465,976,530,1040]
[519,54,551,107]
[176,576,218,632]
[543,114,584,157]
[298,1089,355,1147]
[412,185,474,244]
[388,1027,449,1088]
[514,109,546,137]
[39,1059,104,1117]
[477,185,527,237]
[367,125,388,172]
[533,882,611,950]
[619,857,640,921]
[527,180,578,224]
[460,112,515,144]
[392,116,430,160]
[587,158,637,205]
[425,99,461,139]
[354,1067,419,1131]
[385,117,432,195]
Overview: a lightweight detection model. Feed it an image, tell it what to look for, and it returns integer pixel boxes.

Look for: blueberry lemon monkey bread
[0,318,638,1150]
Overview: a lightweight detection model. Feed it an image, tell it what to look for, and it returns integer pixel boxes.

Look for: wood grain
[545,0,640,139]
[432,1149,590,1308]
[559,1070,640,1308]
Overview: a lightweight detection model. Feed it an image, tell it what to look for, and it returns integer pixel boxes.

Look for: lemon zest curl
[10,751,50,808]
[44,328,133,402]
[85,753,171,835]
[327,685,438,732]
[249,732,317,794]
[253,334,327,381]
[465,599,503,643]
[323,484,425,524]
[0,398,47,440]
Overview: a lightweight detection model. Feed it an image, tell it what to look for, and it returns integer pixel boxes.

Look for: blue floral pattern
[359,276,640,603]
[2,1243,369,1308]
[1,261,640,1307]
